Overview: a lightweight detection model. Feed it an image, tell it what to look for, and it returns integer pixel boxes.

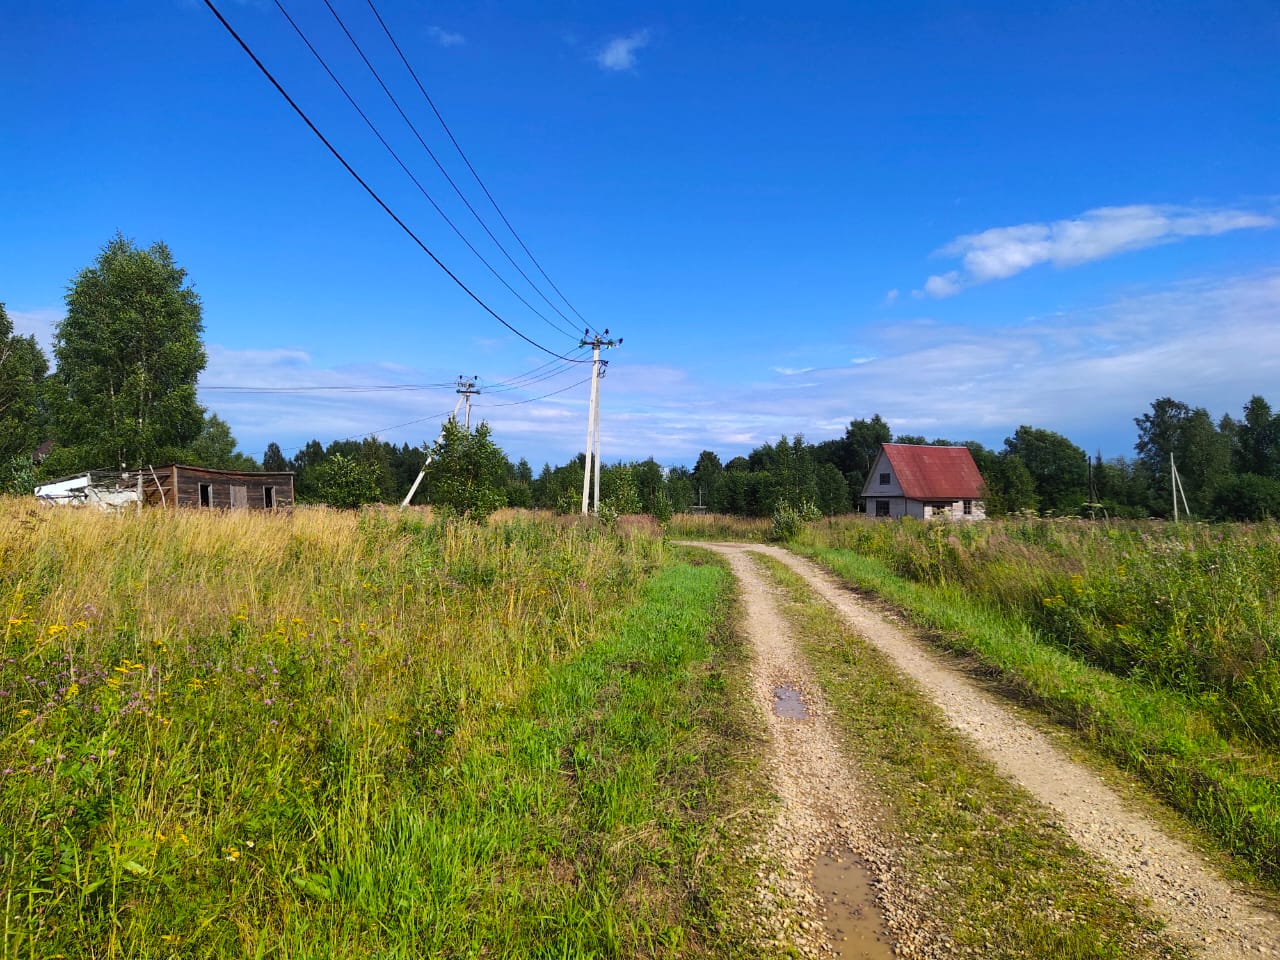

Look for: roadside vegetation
[793,516,1280,887]
[755,553,1187,959]
[666,513,772,542]
[1,501,769,959]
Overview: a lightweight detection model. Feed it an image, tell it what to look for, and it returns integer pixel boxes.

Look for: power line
[202,0,587,364]
[317,0,584,341]
[202,382,456,393]
[272,0,580,344]
[277,405,459,455]
[475,376,592,408]
[364,0,597,336]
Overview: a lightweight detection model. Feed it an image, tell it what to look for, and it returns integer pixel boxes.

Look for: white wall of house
[861,496,986,520]
[862,450,904,498]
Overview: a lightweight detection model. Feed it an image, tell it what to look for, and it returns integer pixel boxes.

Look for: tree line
[6,235,1279,519]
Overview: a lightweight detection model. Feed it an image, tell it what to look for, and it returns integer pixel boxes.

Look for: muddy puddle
[812,850,895,959]
[773,684,810,719]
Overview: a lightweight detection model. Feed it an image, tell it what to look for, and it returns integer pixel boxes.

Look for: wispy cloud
[592,268,1280,462]
[7,307,62,355]
[595,29,651,72]
[200,270,1280,468]
[919,204,1275,297]
[884,288,899,305]
[426,25,464,48]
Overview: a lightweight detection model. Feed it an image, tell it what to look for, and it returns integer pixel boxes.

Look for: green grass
[0,502,774,959]
[798,517,1280,744]
[753,553,1188,960]
[790,540,1280,891]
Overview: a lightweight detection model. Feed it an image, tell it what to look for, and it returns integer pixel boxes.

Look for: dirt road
[694,542,1280,959]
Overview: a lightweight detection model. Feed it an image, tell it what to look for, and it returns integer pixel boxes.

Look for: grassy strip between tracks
[754,553,1189,960]
[791,543,1280,894]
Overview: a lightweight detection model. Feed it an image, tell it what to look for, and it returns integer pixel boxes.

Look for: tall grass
[800,517,1280,743]
[794,518,1280,885]
[0,501,761,958]
[666,513,772,542]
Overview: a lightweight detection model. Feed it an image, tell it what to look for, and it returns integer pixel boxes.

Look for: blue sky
[3,0,1278,468]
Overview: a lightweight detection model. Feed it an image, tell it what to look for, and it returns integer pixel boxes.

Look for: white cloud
[586,268,1280,463]
[922,271,963,298]
[595,29,651,72]
[884,288,899,305]
[921,204,1275,297]
[197,269,1280,469]
[7,307,62,355]
[426,25,464,47]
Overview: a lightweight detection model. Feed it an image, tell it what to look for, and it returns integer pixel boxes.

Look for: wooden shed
[143,465,294,510]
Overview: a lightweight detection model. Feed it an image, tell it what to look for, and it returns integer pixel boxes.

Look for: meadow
[795,516,1280,884]
[0,502,764,959]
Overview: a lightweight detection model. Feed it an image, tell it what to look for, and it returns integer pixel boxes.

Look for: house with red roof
[860,443,986,520]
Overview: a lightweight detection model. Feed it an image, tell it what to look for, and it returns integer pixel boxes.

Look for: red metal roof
[881,444,984,500]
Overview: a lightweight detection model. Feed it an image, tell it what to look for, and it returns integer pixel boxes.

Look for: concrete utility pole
[400,393,465,508]
[456,375,480,431]
[579,330,621,515]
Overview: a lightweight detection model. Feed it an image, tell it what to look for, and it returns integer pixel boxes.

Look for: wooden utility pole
[579,331,620,515]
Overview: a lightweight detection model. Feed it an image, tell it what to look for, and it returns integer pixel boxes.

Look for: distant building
[35,465,293,511]
[861,443,986,520]
[143,465,294,510]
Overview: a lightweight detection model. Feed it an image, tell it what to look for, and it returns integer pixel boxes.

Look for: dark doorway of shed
[199,483,212,507]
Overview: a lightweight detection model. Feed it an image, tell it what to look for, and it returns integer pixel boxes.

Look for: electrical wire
[365,0,598,336]
[202,0,587,363]
[201,382,457,393]
[475,375,591,408]
[318,0,584,341]
[278,405,459,455]
[272,0,581,344]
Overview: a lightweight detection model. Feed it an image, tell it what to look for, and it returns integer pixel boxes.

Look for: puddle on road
[773,684,810,719]
[812,850,895,960]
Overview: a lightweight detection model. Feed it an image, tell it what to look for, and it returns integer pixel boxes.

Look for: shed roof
[879,444,984,500]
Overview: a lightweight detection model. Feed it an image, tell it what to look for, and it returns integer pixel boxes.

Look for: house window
[875,500,890,517]
[963,499,972,515]
[879,472,890,485]
[198,483,212,507]
[230,485,248,509]
[264,486,275,509]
